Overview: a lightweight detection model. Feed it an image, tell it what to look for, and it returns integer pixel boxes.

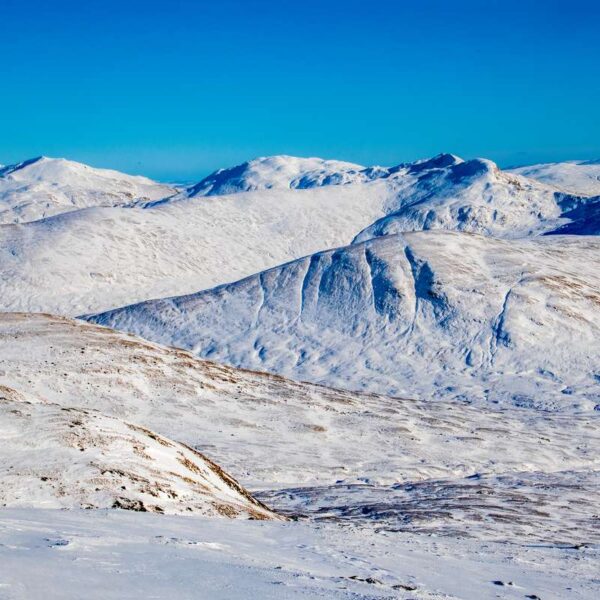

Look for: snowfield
[510,159,600,197]
[0,156,176,224]
[1,152,600,598]
[1,508,598,600]
[0,181,392,314]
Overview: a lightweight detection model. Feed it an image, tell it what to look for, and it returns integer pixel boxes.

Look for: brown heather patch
[127,423,174,447]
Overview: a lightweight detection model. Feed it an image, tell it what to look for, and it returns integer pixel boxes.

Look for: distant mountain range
[1,152,599,596]
[1,152,599,315]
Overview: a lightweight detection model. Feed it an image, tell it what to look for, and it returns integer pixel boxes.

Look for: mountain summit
[0,156,176,223]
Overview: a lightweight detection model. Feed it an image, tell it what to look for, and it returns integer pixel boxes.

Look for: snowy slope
[189,152,598,241]
[1,314,598,597]
[2,508,598,600]
[0,385,276,518]
[0,156,176,223]
[0,181,393,314]
[86,231,600,408]
[185,155,381,196]
[510,159,600,197]
[1,153,597,315]
[352,156,599,241]
[0,313,596,497]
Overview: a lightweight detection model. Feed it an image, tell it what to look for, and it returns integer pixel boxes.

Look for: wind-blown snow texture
[2,508,598,600]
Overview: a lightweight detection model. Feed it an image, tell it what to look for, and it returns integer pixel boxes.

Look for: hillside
[353,156,599,241]
[1,153,597,315]
[1,314,597,517]
[1,312,597,596]
[0,179,393,314]
[0,385,276,518]
[0,156,176,223]
[510,159,600,197]
[86,230,600,408]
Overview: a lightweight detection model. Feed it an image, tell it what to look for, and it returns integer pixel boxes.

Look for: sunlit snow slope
[87,231,600,407]
[0,313,597,546]
[0,157,176,223]
[0,384,276,518]
[510,159,600,197]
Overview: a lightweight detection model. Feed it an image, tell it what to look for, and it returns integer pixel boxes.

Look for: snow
[0,314,597,536]
[0,181,393,314]
[185,155,377,196]
[510,159,600,197]
[0,154,600,316]
[352,157,599,241]
[0,385,276,519]
[0,313,598,597]
[0,154,597,315]
[2,151,600,598]
[1,508,597,600]
[85,230,600,409]
[0,156,176,224]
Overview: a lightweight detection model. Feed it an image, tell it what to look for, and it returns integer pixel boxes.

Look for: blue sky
[1,0,599,180]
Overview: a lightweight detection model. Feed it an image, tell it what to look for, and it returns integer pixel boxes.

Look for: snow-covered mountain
[185,155,383,196]
[0,385,276,518]
[1,153,598,315]
[510,159,600,197]
[189,153,600,241]
[353,156,600,241]
[86,230,600,408]
[1,308,597,596]
[0,177,394,314]
[0,156,176,223]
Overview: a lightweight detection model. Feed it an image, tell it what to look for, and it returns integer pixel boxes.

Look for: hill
[0,156,176,223]
[86,230,600,408]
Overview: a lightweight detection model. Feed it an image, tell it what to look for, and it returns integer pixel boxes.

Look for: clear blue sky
[1,0,599,181]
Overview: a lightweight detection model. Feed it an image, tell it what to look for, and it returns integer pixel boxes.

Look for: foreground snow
[0,508,597,600]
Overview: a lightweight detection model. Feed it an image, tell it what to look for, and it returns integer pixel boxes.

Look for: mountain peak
[0,156,176,224]
[187,154,369,197]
